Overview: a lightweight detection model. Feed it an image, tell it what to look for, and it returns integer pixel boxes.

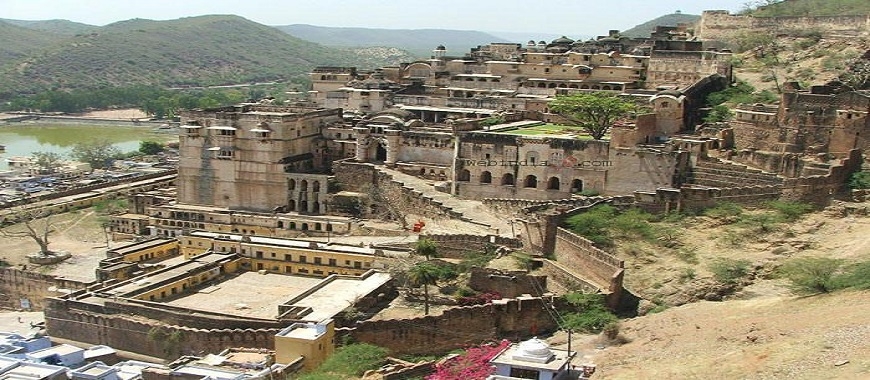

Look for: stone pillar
[354,127,370,162]
[384,129,401,167]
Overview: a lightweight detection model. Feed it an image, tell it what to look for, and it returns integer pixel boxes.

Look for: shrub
[833,261,870,290]
[704,202,743,221]
[316,343,389,376]
[777,257,842,294]
[678,267,696,283]
[766,200,814,222]
[428,340,510,380]
[848,171,870,189]
[709,258,751,284]
[562,293,618,333]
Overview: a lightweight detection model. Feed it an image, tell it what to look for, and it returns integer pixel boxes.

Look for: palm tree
[407,262,440,315]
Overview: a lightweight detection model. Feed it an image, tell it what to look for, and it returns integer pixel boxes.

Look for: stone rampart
[43,299,279,360]
[467,268,547,298]
[697,10,870,42]
[338,296,562,355]
[421,234,521,259]
[0,268,89,310]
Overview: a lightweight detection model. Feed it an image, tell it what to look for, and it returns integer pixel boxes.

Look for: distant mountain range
[0,15,418,100]
[274,24,509,58]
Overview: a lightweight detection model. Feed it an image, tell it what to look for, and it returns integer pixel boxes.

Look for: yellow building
[274,319,335,371]
[180,231,378,277]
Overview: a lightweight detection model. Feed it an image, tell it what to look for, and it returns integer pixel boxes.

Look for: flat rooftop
[165,272,322,319]
[289,271,391,322]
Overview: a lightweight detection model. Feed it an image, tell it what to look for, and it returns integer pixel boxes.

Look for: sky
[2,0,750,35]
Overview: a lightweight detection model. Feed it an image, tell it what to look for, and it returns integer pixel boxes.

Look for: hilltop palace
[5,20,865,378]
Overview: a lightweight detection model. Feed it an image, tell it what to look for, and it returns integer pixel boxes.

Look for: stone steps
[376,166,511,234]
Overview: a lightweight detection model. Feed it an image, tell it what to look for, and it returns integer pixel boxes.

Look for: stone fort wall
[697,10,870,42]
[338,296,563,356]
[44,298,278,359]
[0,268,89,311]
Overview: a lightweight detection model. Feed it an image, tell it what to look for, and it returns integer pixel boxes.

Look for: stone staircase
[374,166,513,235]
[688,159,784,188]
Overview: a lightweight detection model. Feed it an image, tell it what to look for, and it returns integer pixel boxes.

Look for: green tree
[407,262,441,315]
[139,141,165,155]
[70,140,120,170]
[414,237,438,260]
[31,151,64,174]
[703,105,734,123]
[549,92,636,140]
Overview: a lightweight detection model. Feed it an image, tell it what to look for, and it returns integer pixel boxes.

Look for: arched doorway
[375,143,387,162]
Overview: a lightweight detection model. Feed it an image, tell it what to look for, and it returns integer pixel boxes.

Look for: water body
[0,123,176,170]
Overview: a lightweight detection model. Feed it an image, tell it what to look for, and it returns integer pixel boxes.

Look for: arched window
[288,179,296,191]
[571,179,584,193]
[288,200,296,211]
[502,173,515,186]
[547,177,560,190]
[524,175,538,188]
[313,181,320,193]
[480,171,492,184]
[525,151,540,165]
[300,180,308,192]
[458,169,471,182]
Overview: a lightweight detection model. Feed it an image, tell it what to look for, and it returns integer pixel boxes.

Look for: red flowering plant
[427,340,511,380]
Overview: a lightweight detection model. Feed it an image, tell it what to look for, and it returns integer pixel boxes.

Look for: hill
[0,20,64,62]
[751,0,870,17]
[620,12,700,38]
[0,18,97,35]
[0,15,407,99]
[274,24,508,58]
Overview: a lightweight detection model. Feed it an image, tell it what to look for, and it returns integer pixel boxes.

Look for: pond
[0,123,177,170]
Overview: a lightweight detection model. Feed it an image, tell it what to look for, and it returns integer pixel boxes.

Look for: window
[509,367,540,379]
[285,254,292,261]
[329,258,336,266]
[299,255,307,263]
[314,257,322,265]
[458,169,470,182]
[480,171,492,184]
[524,175,538,188]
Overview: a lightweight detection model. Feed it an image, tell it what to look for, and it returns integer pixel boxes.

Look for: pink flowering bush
[427,340,511,380]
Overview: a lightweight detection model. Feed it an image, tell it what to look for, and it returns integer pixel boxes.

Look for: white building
[488,338,595,380]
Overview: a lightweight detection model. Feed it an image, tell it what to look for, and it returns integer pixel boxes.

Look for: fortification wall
[553,228,624,295]
[698,10,870,42]
[421,234,521,259]
[0,268,89,310]
[44,299,278,359]
[339,296,562,355]
[467,268,547,298]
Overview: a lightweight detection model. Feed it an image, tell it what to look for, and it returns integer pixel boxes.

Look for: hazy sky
[2,0,750,35]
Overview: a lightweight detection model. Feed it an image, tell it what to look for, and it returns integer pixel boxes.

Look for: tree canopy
[549,92,636,140]
[70,140,121,170]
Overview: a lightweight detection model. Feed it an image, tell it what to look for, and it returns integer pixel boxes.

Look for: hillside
[0,20,64,62]
[0,18,96,35]
[274,24,508,58]
[751,0,870,17]
[620,12,700,38]
[0,15,407,99]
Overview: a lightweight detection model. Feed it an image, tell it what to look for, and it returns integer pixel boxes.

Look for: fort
[0,17,866,376]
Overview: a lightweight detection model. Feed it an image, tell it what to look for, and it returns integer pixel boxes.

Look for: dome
[435,45,446,51]
[528,40,536,45]
[551,36,575,45]
[514,337,555,362]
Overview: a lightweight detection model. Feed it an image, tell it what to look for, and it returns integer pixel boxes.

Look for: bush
[564,205,616,246]
[315,343,389,376]
[833,261,870,290]
[709,258,751,284]
[848,171,870,189]
[704,202,743,221]
[777,257,842,294]
[766,200,814,222]
[562,293,618,333]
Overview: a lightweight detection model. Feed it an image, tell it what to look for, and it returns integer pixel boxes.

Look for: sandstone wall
[0,268,89,310]
[467,268,547,298]
[339,296,562,355]
[697,10,870,42]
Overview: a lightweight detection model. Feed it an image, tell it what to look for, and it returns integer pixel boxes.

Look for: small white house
[488,338,589,380]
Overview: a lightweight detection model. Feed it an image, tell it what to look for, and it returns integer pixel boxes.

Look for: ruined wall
[44,298,278,360]
[697,10,870,42]
[553,228,624,297]
[339,296,562,355]
[780,149,863,205]
[0,268,89,310]
[421,234,522,259]
[467,268,547,298]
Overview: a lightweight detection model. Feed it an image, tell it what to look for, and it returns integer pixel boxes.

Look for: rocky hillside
[0,15,413,100]
[620,12,700,38]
